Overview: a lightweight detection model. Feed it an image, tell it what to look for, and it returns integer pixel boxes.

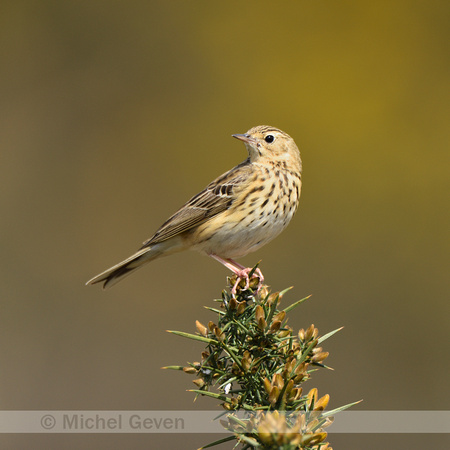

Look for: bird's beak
[232,133,257,145]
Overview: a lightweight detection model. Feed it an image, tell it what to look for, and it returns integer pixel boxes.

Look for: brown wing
[141,160,251,247]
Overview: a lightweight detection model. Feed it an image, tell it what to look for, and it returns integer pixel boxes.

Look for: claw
[209,254,264,296]
[231,267,264,296]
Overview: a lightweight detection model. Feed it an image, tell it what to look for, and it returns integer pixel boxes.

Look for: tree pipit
[87,125,302,294]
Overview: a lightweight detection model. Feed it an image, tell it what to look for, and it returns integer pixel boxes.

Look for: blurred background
[1,1,449,448]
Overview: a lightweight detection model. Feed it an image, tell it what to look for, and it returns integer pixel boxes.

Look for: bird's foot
[208,254,264,296]
[231,267,264,296]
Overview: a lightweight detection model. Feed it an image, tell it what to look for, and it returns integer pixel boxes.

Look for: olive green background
[1,1,449,448]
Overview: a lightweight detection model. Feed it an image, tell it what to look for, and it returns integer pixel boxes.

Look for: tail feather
[86,247,158,289]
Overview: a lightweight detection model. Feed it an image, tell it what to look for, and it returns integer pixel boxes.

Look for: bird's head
[232,125,302,172]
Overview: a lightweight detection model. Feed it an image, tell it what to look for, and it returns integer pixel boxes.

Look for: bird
[86,125,302,293]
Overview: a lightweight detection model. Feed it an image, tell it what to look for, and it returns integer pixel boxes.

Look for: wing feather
[141,160,251,247]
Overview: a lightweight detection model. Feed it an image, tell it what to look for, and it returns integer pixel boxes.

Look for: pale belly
[186,198,298,259]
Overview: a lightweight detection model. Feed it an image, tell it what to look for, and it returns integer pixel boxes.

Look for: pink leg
[209,254,264,295]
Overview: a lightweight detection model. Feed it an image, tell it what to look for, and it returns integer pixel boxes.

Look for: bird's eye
[264,134,275,143]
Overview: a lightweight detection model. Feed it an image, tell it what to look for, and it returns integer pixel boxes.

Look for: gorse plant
[164,268,357,449]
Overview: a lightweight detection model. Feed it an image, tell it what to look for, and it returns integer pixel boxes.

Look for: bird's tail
[86,246,159,289]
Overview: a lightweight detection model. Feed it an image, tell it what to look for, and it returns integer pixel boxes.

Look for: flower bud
[195,320,208,337]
